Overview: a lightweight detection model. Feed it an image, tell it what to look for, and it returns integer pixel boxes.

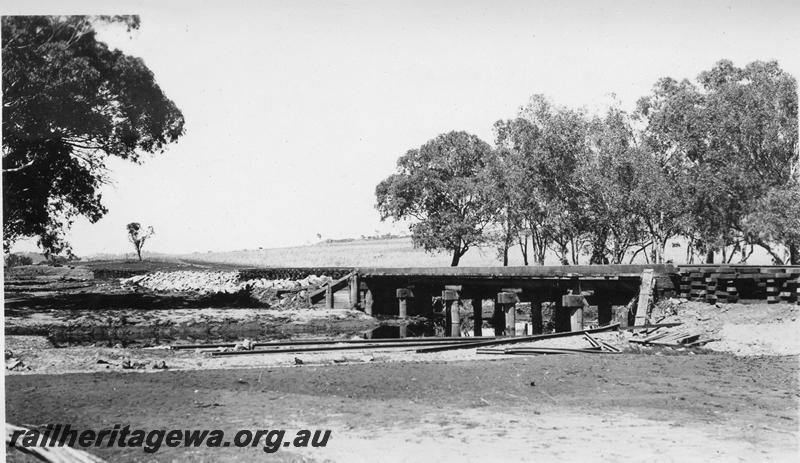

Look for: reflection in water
[362,320,441,339]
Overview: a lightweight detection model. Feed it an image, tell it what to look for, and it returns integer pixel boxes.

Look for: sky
[6,0,800,256]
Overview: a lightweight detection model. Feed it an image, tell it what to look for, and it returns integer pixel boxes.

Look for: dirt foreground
[5,354,798,462]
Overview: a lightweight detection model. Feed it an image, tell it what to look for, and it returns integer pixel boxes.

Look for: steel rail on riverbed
[208,338,496,356]
[172,336,497,350]
[414,323,621,353]
[206,324,621,357]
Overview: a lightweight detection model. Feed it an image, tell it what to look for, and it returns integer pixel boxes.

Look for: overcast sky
[7,0,800,255]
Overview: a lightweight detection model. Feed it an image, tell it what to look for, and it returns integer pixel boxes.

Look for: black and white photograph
[2,0,799,461]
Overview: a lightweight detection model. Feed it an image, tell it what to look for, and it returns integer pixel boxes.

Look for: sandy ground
[5,355,798,462]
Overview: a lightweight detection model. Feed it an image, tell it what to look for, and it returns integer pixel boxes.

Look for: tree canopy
[378,60,798,266]
[636,60,798,263]
[376,131,497,266]
[493,95,590,265]
[2,15,185,254]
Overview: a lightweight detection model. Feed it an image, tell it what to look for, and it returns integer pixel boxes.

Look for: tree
[376,131,498,266]
[483,147,525,266]
[574,106,689,264]
[127,222,154,261]
[636,60,798,263]
[741,183,800,264]
[577,108,646,264]
[493,95,591,265]
[2,16,185,254]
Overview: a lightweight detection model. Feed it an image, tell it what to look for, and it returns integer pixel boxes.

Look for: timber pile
[676,266,800,304]
[205,336,490,357]
[477,332,621,355]
[628,325,715,348]
[196,324,622,357]
[477,346,614,355]
[415,324,621,353]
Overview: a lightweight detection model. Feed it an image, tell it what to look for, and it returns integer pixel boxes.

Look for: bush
[4,253,34,267]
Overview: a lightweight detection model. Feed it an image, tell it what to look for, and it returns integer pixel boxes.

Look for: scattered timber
[415,323,621,353]
[583,333,622,352]
[477,346,618,355]
[583,333,601,349]
[209,339,494,356]
[172,336,497,350]
[626,322,683,330]
[629,328,708,348]
[598,340,621,352]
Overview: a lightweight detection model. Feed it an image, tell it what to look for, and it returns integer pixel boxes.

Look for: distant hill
[179,236,504,268]
[179,235,777,268]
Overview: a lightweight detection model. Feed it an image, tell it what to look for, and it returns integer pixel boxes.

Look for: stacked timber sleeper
[628,325,715,348]
[676,266,800,304]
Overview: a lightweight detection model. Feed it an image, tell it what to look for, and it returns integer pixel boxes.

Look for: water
[361,320,441,339]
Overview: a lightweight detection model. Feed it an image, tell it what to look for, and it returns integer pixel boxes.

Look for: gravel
[121,270,332,294]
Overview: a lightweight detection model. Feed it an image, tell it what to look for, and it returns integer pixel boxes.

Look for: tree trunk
[518,236,529,266]
[589,230,608,264]
[450,248,462,267]
[558,243,569,265]
[790,243,799,265]
[570,238,579,265]
[705,249,714,264]
[756,241,784,265]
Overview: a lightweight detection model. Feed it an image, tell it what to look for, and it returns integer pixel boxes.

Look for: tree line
[376,60,799,266]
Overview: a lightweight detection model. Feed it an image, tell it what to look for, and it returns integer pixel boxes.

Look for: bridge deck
[358,264,676,279]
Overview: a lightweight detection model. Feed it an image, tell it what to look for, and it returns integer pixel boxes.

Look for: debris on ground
[121,270,332,295]
[644,298,799,356]
[120,359,148,369]
[628,327,713,348]
[234,339,255,351]
[152,360,168,369]
[6,358,25,370]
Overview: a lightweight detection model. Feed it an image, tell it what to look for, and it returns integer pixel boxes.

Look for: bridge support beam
[497,291,518,336]
[529,300,542,335]
[396,288,413,319]
[325,283,334,309]
[442,289,460,337]
[562,293,585,332]
[349,273,360,309]
[471,298,483,337]
[364,288,374,316]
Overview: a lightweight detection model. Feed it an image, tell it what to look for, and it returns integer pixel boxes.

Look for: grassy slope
[180,236,777,268]
[76,236,775,269]
[179,237,508,268]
